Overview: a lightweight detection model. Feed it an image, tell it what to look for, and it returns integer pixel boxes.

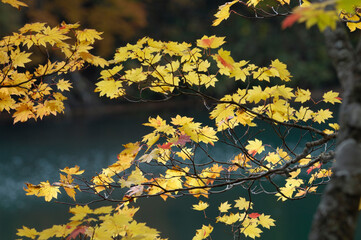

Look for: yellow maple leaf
[258,214,276,229]
[19,22,46,33]
[119,168,147,188]
[234,197,253,210]
[230,61,249,81]
[212,0,238,26]
[295,106,313,121]
[246,86,269,104]
[57,79,72,92]
[11,49,32,68]
[38,181,61,202]
[192,200,209,211]
[95,79,124,99]
[213,48,235,75]
[295,88,311,103]
[245,139,265,156]
[76,29,103,44]
[219,201,232,213]
[0,92,15,112]
[13,102,35,123]
[265,152,281,165]
[313,109,333,123]
[125,67,147,83]
[17,226,39,239]
[322,90,342,104]
[60,165,85,175]
[241,224,262,239]
[270,59,292,81]
[196,35,225,49]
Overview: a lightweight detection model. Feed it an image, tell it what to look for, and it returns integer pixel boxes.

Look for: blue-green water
[1,106,360,239]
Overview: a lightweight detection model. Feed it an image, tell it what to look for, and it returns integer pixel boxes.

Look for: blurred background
[0,0,354,239]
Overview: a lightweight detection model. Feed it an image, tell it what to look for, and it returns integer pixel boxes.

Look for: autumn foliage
[1,0,359,239]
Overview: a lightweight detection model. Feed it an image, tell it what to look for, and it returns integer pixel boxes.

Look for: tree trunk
[309,23,361,239]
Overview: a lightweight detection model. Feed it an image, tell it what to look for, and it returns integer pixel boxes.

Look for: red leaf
[306,166,314,175]
[248,212,261,219]
[158,142,173,149]
[282,13,301,29]
[174,134,191,146]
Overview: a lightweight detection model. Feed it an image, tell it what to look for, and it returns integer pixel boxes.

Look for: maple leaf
[119,168,147,188]
[234,197,253,210]
[295,106,313,121]
[322,90,342,104]
[174,134,191,146]
[38,181,61,202]
[125,67,147,83]
[265,152,281,165]
[271,59,292,81]
[192,200,209,211]
[258,214,276,229]
[212,0,238,26]
[95,79,124,99]
[57,79,72,92]
[230,61,249,81]
[313,109,333,123]
[246,86,269,104]
[139,148,160,163]
[198,60,211,72]
[13,102,35,123]
[213,48,235,74]
[196,35,225,49]
[245,139,265,156]
[17,226,39,239]
[295,88,311,103]
[76,29,103,44]
[241,224,262,239]
[60,165,85,175]
[219,201,232,213]
[0,92,16,112]
[11,49,32,68]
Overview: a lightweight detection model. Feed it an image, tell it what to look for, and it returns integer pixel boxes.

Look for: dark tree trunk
[309,23,361,240]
